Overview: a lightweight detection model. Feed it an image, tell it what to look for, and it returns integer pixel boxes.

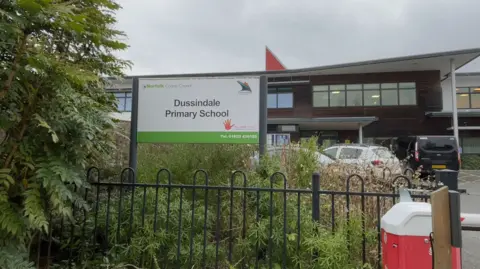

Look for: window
[346,84,362,106]
[312,82,416,107]
[338,148,363,159]
[268,87,293,108]
[456,87,480,109]
[381,83,398,106]
[113,92,132,112]
[364,84,380,106]
[267,133,290,146]
[399,82,416,105]
[373,148,394,159]
[323,147,338,159]
[462,137,480,154]
[329,85,346,107]
[418,137,456,152]
[312,86,329,107]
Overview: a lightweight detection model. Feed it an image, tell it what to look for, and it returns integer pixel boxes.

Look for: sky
[113,0,480,76]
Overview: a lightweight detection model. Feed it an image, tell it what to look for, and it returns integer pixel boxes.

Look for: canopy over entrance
[268,116,377,130]
[268,116,378,143]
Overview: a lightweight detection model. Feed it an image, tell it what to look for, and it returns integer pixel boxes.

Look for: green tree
[0,0,130,264]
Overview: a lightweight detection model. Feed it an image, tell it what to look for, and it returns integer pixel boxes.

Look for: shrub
[45,138,390,269]
[0,0,130,266]
[461,154,480,170]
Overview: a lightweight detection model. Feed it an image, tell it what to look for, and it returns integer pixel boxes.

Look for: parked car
[250,146,335,168]
[395,135,460,177]
[322,144,403,178]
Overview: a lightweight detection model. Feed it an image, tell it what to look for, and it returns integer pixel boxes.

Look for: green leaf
[0,169,14,189]
[0,244,35,269]
[287,233,297,242]
[33,114,59,143]
[0,174,14,189]
[17,0,43,13]
[23,183,49,233]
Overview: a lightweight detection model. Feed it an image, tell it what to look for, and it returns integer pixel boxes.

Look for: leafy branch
[0,0,131,265]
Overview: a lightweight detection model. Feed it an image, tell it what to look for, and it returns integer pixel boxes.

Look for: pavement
[459,170,480,268]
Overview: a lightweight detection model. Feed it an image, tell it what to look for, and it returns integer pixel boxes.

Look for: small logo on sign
[237,81,252,94]
[223,119,234,131]
[144,84,164,89]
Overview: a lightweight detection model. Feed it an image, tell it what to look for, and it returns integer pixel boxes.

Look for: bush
[45,138,389,269]
[461,154,480,170]
[0,0,130,266]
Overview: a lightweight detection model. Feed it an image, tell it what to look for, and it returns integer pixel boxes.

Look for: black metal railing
[35,168,430,269]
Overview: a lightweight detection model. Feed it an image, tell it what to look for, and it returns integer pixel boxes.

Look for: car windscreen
[418,137,457,152]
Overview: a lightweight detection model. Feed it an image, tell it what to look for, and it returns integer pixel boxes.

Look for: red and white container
[381,201,461,269]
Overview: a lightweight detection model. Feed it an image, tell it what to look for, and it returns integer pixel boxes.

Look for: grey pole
[259,76,268,156]
[128,77,139,181]
[450,59,460,150]
[358,124,363,144]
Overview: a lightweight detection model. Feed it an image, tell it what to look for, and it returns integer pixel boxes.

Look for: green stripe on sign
[137,131,259,144]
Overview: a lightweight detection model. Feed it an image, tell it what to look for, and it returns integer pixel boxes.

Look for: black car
[395,135,460,176]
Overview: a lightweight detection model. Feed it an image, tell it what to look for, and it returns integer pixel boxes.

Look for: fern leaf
[0,244,35,269]
[0,200,25,238]
[0,169,14,190]
[23,183,48,233]
[33,113,59,143]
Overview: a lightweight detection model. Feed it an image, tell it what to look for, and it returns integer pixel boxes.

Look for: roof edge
[425,110,480,117]
[456,72,480,76]
[108,47,480,80]
[268,116,378,123]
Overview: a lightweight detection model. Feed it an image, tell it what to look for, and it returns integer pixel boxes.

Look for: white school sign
[137,77,260,143]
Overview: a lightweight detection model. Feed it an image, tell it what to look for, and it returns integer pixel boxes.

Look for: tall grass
[50,138,396,269]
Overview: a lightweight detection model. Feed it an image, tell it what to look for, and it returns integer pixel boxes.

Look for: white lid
[381,202,432,236]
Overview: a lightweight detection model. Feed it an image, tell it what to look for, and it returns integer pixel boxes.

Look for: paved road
[459,170,480,268]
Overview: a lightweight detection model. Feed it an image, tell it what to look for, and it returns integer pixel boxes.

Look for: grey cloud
[114,0,480,75]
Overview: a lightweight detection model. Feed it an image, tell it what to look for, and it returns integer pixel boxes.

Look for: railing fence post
[312,172,320,222]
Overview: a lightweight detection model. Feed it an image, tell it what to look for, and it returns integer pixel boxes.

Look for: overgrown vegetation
[43,139,391,269]
[0,0,130,267]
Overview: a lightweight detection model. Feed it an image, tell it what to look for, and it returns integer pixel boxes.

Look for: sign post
[259,76,267,156]
[128,77,139,176]
[128,76,264,175]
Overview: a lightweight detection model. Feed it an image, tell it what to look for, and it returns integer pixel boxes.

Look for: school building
[106,47,480,153]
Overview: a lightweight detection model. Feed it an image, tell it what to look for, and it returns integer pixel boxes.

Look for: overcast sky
[114,0,480,76]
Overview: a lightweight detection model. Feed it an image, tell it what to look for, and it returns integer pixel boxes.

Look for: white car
[250,146,335,168]
[322,144,402,179]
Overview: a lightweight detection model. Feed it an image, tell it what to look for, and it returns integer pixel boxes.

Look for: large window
[456,87,480,109]
[462,137,480,154]
[113,92,132,112]
[268,87,293,108]
[312,82,417,107]
[312,85,329,107]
